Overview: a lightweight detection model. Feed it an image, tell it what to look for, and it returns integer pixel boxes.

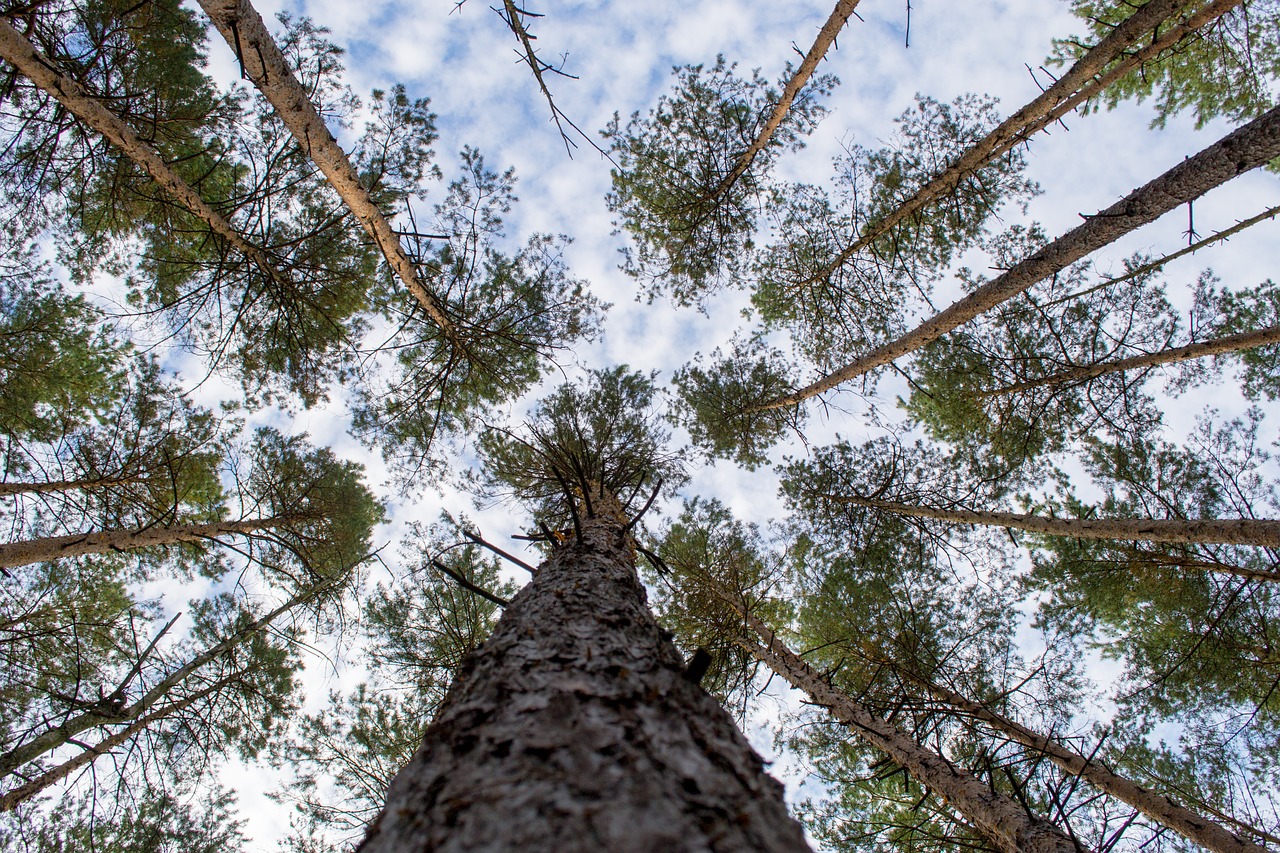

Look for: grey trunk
[0,517,288,571]
[757,98,1280,411]
[826,494,1280,553]
[905,673,1269,853]
[742,614,1077,853]
[359,512,811,852]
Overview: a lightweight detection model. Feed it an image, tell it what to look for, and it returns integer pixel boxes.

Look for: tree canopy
[2,0,1280,850]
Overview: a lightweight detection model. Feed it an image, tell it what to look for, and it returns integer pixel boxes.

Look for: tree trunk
[983,323,1280,397]
[358,507,810,852]
[0,475,140,498]
[811,0,1236,286]
[710,0,862,202]
[754,99,1280,412]
[740,613,1076,853]
[194,0,465,353]
[0,517,292,571]
[897,670,1269,853]
[0,18,285,286]
[821,493,1280,552]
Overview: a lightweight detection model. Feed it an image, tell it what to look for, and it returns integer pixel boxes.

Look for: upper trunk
[0,18,285,285]
[983,323,1280,397]
[755,99,1280,411]
[194,0,465,353]
[811,0,1232,284]
[822,494,1280,553]
[359,508,810,852]
[0,517,292,571]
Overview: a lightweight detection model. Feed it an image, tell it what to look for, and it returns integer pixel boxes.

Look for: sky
[114,0,1280,846]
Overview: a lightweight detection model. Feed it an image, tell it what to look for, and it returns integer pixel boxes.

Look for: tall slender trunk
[811,0,1236,285]
[740,613,1076,853]
[359,508,810,852]
[752,101,1280,412]
[710,0,862,202]
[893,669,1269,853]
[0,575,335,785]
[819,493,1280,554]
[982,323,1280,397]
[0,19,286,286]
[0,475,140,498]
[0,516,294,571]
[194,0,465,354]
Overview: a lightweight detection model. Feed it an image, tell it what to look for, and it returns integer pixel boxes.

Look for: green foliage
[1027,411,1280,766]
[1173,275,1280,400]
[902,228,1175,476]
[240,427,386,588]
[671,333,804,468]
[647,498,792,712]
[476,366,686,527]
[353,149,604,479]
[0,781,247,853]
[604,56,835,306]
[1052,0,1280,130]
[753,94,1038,369]
[0,246,128,442]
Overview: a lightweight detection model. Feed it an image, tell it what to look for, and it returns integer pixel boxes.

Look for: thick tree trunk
[359,510,810,852]
[810,0,1236,285]
[0,19,285,285]
[984,323,1280,397]
[822,493,1280,552]
[194,0,465,353]
[0,517,291,571]
[754,99,1280,412]
[710,0,862,201]
[897,671,1269,853]
[740,613,1076,853]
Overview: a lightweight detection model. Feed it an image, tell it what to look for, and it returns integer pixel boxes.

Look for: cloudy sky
[168,0,1280,845]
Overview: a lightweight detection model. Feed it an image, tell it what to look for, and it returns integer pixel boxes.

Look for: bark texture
[742,614,1076,853]
[0,517,287,571]
[0,18,285,284]
[359,513,810,852]
[812,0,1232,284]
[821,494,1280,550]
[758,92,1280,412]
[195,0,464,351]
[986,323,1280,396]
[901,673,1269,853]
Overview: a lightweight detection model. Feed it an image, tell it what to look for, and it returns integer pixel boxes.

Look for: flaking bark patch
[360,515,809,852]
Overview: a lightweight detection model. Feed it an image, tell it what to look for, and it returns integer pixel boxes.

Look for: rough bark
[899,672,1269,853]
[820,494,1280,553]
[754,82,1280,413]
[0,579,330,784]
[359,510,810,852]
[741,613,1076,853]
[0,517,291,571]
[0,18,286,285]
[810,0,1236,285]
[194,0,465,352]
[984,323,1280,397]
[709,0,862,201]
